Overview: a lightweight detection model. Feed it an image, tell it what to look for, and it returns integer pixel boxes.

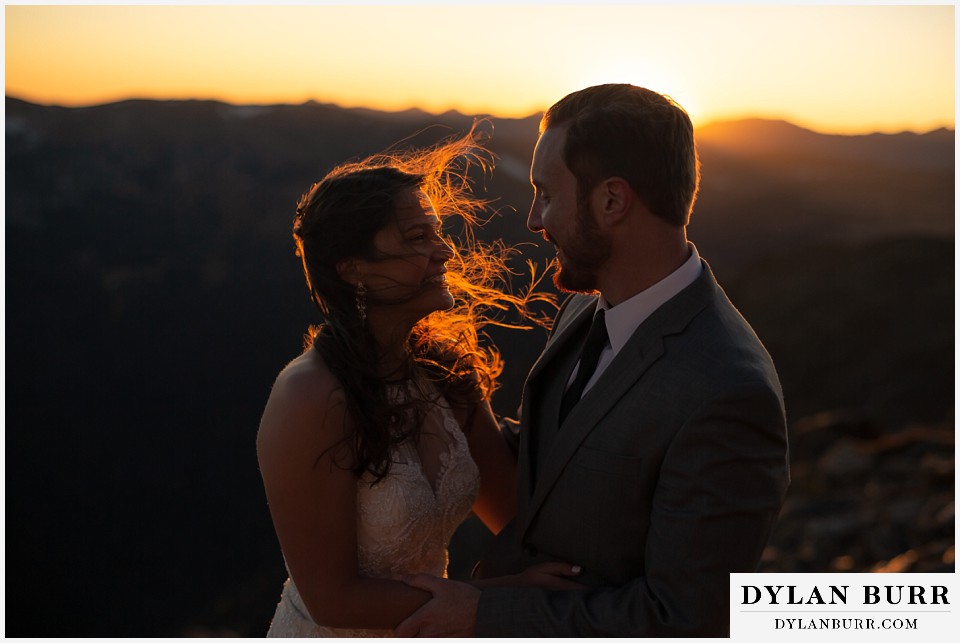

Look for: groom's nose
[527,199,543,233]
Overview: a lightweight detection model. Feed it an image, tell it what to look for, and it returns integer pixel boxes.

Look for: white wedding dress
[266,386,481,637]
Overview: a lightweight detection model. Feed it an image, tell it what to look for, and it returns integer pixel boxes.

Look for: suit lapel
[525,295,597,385]
[517,295,596,520]
[518,262,720,541]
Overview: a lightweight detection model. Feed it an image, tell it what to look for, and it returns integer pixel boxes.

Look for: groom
[396,84,790,637]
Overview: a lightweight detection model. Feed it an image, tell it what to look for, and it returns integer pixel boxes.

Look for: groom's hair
[541,83,700,227]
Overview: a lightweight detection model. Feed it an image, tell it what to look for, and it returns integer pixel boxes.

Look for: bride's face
[354,189,455,327]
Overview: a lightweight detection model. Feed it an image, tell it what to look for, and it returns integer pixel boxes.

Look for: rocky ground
[759,410,954,574]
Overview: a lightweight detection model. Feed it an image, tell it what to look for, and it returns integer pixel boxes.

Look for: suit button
[524,545,538,556]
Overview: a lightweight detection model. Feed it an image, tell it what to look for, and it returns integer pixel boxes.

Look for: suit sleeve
[474,381,790,637]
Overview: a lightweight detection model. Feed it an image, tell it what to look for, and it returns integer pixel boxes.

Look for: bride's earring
[355,281,367,326]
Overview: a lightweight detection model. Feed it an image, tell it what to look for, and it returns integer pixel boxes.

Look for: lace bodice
[267,386,481,637]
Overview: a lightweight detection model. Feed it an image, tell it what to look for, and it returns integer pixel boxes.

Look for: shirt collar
[595,242,703,355]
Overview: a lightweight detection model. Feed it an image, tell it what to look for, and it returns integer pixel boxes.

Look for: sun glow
[572,61,703,126]
[4,4,954,135]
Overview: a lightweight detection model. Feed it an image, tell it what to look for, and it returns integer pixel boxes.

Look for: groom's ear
[594,177,633,228]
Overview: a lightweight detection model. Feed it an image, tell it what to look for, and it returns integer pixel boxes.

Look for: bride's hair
[293,122,553,481]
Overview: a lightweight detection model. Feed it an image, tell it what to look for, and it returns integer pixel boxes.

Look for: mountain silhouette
[697,117,953,169]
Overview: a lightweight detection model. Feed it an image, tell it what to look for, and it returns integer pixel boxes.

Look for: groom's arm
[394,577,481,637]
[398,382,789,637]
[473,382,790,637]
[394,563,584,637]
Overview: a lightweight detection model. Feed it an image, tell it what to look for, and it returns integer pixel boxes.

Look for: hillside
[4,96,954,636]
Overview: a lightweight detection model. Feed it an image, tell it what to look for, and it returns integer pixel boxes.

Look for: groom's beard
[553,200,610,294]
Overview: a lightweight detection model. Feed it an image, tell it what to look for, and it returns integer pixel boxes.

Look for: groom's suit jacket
[475,260,790,637]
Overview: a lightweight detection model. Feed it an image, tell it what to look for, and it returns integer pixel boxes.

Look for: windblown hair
[541,83,701,226]
[293,123,553,482]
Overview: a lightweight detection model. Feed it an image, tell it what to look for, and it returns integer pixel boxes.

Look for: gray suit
[475,260,790,637]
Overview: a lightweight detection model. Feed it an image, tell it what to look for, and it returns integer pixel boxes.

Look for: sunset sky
[4,2,955,135]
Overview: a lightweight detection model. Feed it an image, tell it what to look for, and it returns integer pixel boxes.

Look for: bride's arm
[461,400,517,534]
[257,364,430,630]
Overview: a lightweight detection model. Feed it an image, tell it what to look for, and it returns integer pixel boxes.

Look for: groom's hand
[395,575,479,637]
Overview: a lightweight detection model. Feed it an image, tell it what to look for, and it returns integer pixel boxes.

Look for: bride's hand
[509,562,586,589]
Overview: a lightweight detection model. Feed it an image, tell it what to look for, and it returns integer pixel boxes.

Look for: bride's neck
[367,318,417,379]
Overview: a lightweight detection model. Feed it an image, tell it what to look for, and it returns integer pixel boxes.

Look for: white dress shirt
[570,243,703,397]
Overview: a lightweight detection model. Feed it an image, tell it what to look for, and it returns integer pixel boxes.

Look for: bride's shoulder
[276,349,341,394]
[258,350,348,448]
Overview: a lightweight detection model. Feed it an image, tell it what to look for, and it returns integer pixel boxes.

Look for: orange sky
[4,3,955,135]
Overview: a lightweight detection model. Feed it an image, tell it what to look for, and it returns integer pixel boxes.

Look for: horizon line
[5,93,954,138]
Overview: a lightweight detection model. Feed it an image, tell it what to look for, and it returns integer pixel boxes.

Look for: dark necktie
[559,309,608,423]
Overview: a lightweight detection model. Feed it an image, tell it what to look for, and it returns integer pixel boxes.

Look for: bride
[257,128,575,636]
